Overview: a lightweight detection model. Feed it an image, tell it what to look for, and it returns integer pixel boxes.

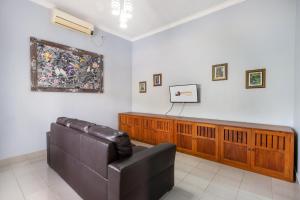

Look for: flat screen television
[169,84,200,103]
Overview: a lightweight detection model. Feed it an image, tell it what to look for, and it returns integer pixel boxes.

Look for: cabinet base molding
[119,112,295,182]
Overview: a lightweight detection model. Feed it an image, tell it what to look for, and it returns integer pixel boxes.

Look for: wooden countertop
[120,112,295,134]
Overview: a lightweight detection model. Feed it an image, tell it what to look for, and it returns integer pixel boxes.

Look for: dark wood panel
[195,139,215,156]
[177,134,193,151]
[254,149,284,172]
[223,142,248,164]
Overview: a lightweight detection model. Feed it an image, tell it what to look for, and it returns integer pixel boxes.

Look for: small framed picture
[212,63,228,81]
[153,73,162,86]
[139,81,147,93]
[246,69,266,89]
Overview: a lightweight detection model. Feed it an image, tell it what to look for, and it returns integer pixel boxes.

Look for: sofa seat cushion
[88,125,133,159]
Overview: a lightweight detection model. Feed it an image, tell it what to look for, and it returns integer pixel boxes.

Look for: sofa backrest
[50,123,118,178]
[51,117,133,178]
[56,117,133,159]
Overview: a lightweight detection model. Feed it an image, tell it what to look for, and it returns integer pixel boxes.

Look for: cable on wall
[165,103,175,115]
[178,103,185,116]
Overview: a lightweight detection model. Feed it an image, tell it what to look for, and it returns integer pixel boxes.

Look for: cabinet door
[193,123,219,161]
[251,130,293,181]
[174,121,194,153]
[220,126,251,168]
[126,116,142,140]
[141,117,155,144]
[119,114,128,133]
[154,119,173,144]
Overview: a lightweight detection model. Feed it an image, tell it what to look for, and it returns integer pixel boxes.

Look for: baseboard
[0,150,46,167]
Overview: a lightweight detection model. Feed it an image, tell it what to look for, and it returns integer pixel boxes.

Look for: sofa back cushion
[50,123,118,178]
[57,117,95,133]
[80,133,118,178]
[55,117,133,159]
[88,125,133,159]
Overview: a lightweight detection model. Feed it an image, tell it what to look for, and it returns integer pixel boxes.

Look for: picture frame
[212,63,228,81]
[153,73,162,86]
[30,37,103,93]
[246,69,266,89]
[139,81,147,93]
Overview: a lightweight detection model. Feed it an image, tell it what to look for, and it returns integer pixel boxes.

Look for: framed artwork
[139,81,147,93]
[212,63,228,81]
[30,37,104,93]
[246,69,266,89]
[153,73,162,86]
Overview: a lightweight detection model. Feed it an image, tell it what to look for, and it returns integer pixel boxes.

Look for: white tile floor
[0,141,299,200]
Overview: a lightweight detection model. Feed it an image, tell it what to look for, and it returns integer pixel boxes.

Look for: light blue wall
[295,0,300,180]
[0,0,132,159]
[132,0,296,126]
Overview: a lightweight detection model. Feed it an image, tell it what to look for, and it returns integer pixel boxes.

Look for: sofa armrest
[108,143,176,200]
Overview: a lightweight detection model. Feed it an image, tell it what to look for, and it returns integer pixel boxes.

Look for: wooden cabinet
[251,129,294,180]
[141,117,155,144]
[174,121,194,153]
[193,123,219,161]
[154,119,173,144]
[220,126,251,168]
[119,114,128,133]
[119,115,173,145]
[119,115,142,140]
[119,112,295,182]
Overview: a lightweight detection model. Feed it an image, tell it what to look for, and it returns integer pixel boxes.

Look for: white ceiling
[29,0,246,41]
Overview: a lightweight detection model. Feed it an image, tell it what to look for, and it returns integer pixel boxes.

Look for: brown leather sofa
[47,117,176,200]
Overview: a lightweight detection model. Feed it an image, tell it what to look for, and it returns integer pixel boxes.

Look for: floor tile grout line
[10,160,29,200]
[175,159,200,185]
[202,166,220,192]
[21,157,63,200]
[234,171,245,200]
[271,178,274,200]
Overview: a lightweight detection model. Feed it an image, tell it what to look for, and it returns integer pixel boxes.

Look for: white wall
[295,0,300,181]
[0,0,132,160]
[132,0,295,126]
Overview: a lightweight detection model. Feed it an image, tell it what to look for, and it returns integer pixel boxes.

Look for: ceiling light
[111,0,133,28]
[111,0,120,16]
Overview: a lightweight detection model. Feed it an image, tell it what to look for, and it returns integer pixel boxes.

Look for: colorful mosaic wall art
[30,37,103,93]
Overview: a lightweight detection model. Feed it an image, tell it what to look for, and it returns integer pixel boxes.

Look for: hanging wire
[165,103,175,115]
[178,103,186,116]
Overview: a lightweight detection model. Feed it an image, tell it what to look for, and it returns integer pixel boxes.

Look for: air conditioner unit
[52,9,94,35]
